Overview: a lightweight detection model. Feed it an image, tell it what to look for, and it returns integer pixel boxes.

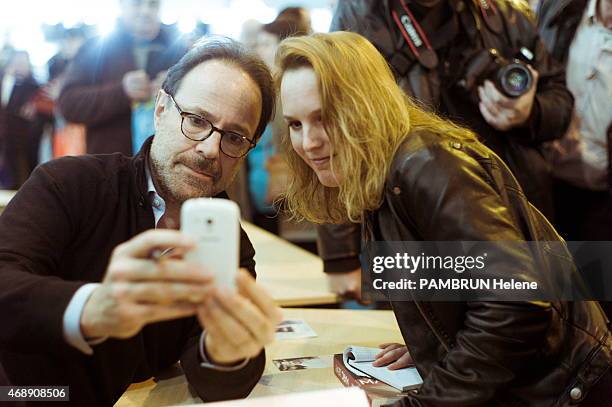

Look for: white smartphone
[180,198,240,290]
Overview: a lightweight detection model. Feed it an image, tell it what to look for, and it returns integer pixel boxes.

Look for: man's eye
[187,116,208,128]
[225,132,245,145]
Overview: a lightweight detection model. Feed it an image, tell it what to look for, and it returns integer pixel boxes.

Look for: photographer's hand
[478,66,539,131]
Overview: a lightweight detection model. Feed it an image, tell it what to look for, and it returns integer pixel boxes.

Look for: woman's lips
[309,156,330,168]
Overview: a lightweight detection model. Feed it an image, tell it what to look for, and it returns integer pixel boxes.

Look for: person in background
[0,37,281,405]
[183,22,211,50]
[535,0,589,63]
[537,0,612,319]
[249,10,312,233]
[0,50,39,189]
[319,0,574,300]
[239,19,263,51]
[58,0,186,155]
[24,27,90,166]
[39,27,90,161]
[47,27,89,82]
[225,19,264,222]
[256,14,311,70]
[276,6,312,30]
[276,31,611,407]
[0,32,15,72]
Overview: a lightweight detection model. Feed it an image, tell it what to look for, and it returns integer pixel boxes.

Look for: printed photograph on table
[273,356,333,372]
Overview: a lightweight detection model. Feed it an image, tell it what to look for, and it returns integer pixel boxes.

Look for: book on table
[333,346,423,407]
[343,346,423,392]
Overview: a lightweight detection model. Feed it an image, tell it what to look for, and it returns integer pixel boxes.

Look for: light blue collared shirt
[147,165,166,227]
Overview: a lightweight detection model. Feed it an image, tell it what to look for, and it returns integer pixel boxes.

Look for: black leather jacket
[536,0,589,65]
[368,130,611,406]
[320,0,575,273]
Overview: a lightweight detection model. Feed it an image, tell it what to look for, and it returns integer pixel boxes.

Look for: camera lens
[497,63,532,98]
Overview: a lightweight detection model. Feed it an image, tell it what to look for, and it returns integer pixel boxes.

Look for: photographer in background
[319,0,574,299]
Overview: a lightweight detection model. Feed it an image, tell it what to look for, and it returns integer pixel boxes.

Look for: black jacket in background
[0,73,39,189]
[536,0,589,65]
[58,24,186,155]
[320,0,574,273]
[0,137,265,406]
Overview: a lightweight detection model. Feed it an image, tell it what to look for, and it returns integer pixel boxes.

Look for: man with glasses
[0,37,281,406]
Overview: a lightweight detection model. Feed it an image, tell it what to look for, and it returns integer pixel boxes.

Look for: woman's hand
[373,343,413,370]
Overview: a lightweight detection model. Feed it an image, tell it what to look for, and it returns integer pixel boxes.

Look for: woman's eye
[288,121,302,130]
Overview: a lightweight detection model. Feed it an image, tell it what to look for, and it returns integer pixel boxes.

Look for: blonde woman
[277,32,611,406]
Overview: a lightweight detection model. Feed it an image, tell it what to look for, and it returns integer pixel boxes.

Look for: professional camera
[458,48,533,98]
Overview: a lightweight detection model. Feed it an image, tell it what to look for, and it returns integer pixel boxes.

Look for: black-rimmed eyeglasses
[164,91,256,158]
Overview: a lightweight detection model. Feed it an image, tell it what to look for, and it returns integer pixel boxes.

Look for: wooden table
[116,308,403,406]
[241,222,337,307]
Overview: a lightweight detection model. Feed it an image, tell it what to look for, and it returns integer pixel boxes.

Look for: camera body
[458,48,533,98]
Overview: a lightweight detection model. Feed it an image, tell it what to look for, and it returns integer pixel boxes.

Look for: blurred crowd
[0,0,610,248]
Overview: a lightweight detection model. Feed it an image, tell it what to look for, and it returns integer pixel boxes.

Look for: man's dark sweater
[0,138,264,406]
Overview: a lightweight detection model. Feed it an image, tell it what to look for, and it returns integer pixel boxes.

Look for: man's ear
[154,90,166,130]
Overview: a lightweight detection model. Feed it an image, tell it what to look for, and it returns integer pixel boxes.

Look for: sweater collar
[131,135,154,208]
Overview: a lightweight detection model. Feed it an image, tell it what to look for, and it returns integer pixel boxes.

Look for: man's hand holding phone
[81,198,282,365]
[80,229,214,340]
[181,198,282,365]
[198,269,283,365]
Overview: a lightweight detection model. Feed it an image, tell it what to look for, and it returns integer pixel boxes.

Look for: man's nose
[194,131,222,159]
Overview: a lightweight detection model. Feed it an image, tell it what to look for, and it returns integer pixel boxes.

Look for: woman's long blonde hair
[276,31,475,224]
